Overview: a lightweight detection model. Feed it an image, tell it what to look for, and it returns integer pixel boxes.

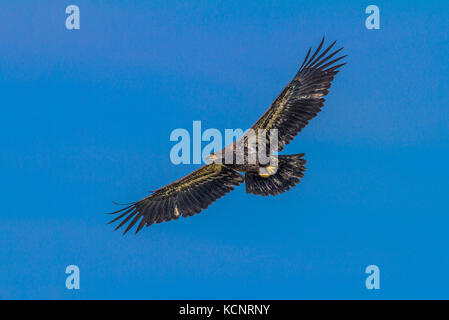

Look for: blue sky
[0,0,448,299]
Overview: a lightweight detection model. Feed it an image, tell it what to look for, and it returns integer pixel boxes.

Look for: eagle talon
[259,165,278,178]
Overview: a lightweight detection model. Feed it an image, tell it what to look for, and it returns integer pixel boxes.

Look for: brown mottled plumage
[107,38,346,234]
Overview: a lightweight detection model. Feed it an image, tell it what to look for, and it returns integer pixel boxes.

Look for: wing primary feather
[107,206,135,224]
[308,40,336,68]
[303,37,325,69]
[248,38,345,152]
[112,201,136,206]
[324,62,347,73]
[144,202,158,226]
[106,204,133,215]
[310,46,343,69]
[318,54,347,71]
[114,209,137,231]
[123,213,142,235]
[151,200,163,223]
[135,200,152,225]
[299,47,312,71]
[135,217,147,234]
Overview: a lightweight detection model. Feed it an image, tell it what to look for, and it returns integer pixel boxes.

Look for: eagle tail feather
[245,154,306,196]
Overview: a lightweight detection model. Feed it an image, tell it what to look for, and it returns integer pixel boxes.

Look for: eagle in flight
[108,38,346,234]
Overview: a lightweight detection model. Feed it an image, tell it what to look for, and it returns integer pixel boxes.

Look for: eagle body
[108,38,346,234]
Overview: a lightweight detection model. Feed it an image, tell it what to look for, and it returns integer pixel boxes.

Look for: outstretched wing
[107,164,244,234]
[251,38,346,152]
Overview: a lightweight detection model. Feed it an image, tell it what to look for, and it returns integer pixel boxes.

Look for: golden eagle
[108,38,346,234]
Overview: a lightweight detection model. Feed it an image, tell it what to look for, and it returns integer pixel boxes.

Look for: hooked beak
[206,154,218,163]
